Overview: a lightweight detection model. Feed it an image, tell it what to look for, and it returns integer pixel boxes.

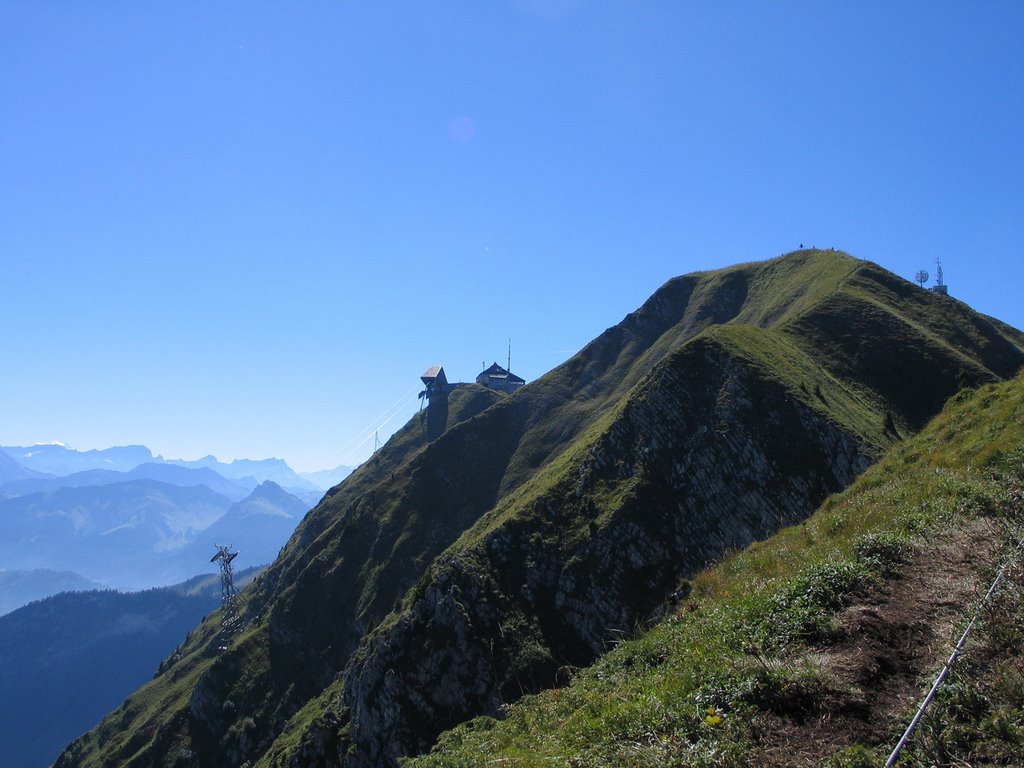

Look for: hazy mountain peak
[1,443,156,476]
[166,455,319,492]
[0,451,46,484]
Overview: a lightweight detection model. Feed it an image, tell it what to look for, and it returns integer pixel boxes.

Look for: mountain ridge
[53,250,1024,768]
[0,443,346,493]
[0,449,47,484]
[0,568,101,615]
[1,443,157,475]
[187,481,311,571]
[0,479,233,589]
[0,462,253,502]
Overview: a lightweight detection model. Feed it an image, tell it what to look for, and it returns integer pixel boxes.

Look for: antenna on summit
[932,258,949,295]
[508,338,511,373]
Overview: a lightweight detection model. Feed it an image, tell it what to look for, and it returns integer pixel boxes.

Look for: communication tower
[211,544,240,650]
[932,258,948,295]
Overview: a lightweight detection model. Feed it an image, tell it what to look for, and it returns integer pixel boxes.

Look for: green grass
[707,323,893,452]
[492,250,862,498]
[406,373,1024,768]
[436,310,897,571]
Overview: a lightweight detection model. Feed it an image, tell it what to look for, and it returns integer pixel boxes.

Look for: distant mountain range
[0,479,234,589]
[0,443,353,767]
[164,454,323,493]
[0,462,254,502]
[0,479,306,594]
[1,443,156,476]
[0,443,353,607]
[187,480,311,571]
[0,443,353,494]
[298,464,357,489]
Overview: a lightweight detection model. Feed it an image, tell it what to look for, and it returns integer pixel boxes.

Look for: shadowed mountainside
[0,568,259,768]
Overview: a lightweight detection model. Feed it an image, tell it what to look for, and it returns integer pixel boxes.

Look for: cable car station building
[475,362,526,394]
[419,361,526,406]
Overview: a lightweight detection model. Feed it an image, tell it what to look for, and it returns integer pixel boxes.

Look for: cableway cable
[318,386,420,470]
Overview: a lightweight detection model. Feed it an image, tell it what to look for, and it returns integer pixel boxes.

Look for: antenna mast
[932,257,949,295]
[507,338,511,372]
[210,544,240,650]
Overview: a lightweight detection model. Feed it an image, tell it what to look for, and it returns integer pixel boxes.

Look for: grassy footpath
[406,374,1024,768]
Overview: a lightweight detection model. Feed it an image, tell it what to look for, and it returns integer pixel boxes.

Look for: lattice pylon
[210,544,240,650]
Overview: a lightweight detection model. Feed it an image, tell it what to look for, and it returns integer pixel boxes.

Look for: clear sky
[2,2,1022,472]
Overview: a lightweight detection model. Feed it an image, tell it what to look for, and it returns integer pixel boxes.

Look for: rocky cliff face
[295,333,880,767]
[54,251,1024,768]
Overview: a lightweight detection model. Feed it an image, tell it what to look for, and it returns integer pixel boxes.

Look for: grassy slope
[61,252,869,768]
[408,374,1024,768]
[486,249,864,500]
[428,319,886,566]
[372,250,1022,580]
[291,325,893,764]
[785,261,1024,432]
[56,251,1024,768]
[270,255,1024,766]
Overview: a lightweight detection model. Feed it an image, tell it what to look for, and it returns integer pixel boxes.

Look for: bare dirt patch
[749,518,1002,766]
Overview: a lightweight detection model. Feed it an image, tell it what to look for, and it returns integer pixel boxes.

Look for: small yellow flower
[703,707,723,726]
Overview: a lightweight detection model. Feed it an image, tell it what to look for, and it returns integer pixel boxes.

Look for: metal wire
[885,533,1024,767]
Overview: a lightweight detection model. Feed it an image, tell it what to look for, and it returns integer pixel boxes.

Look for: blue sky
[2,2,1022,472]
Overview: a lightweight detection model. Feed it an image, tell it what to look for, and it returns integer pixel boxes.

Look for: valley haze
[0,444,348,598]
